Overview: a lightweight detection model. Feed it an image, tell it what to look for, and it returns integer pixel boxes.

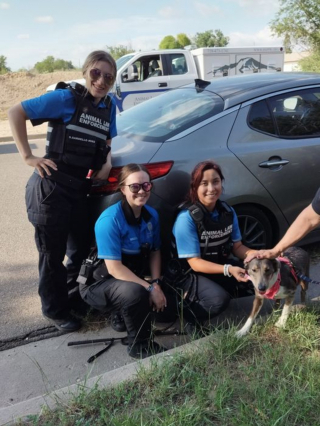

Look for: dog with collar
[236,246,309,337]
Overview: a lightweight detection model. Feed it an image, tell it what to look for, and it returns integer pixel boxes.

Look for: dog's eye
[251,268,257,273]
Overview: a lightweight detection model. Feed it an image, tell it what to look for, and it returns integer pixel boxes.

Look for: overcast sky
[0,0,282,71]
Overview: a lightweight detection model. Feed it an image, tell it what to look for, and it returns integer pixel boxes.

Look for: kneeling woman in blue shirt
[172,160,256,328]
[80,163,168,358]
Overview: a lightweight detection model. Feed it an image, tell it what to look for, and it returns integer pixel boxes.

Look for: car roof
[192,72,320,109]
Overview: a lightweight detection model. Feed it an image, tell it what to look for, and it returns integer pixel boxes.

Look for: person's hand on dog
[229,266,250,282]
[245,248,282,263]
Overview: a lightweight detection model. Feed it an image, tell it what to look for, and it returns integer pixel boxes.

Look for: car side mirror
[122,65,138,83]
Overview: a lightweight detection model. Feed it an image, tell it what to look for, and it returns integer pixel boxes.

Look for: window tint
[117,87,224,142]
[248,100,275,135]
[268,89,320,137]
[249,88,320,138]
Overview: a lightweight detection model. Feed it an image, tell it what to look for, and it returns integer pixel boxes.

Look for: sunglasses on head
[124,182,153,193]
[89,68,115,85]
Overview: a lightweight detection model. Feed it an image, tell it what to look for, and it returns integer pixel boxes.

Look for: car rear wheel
[234,205,273,249]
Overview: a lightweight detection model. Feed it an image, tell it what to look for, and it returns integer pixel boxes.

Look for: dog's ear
[270,258,281,272]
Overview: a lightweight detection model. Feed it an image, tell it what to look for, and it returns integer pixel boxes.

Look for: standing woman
[80,163,168,359]
[8,50,117,332]
[172,160,256,328]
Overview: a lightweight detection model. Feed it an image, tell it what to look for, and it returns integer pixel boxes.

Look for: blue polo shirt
[21,88,117,138]
[95,201,161,260]
[173,207,242,259]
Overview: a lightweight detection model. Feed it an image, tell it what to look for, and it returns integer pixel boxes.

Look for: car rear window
[117,87,224,142]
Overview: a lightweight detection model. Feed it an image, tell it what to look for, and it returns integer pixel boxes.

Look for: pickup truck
[47,46,285,113]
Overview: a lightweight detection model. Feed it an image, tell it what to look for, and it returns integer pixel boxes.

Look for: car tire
[234,205,273,249]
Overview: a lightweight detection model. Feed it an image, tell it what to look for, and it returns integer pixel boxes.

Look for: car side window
[248,100,276,135]
[268,89,320,137]
[249,88,320,138]
[168,54,188,75]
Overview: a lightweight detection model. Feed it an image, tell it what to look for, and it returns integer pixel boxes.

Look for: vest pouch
[46,123,66,155]
[64,132,97,169]
[91,142,110,170]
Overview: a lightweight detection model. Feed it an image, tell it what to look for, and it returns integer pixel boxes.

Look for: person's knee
[211,292,230,315]
[196,291,230,319]
[121,282,149,307]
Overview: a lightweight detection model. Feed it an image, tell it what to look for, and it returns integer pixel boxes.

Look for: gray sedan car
[90,72,320,254]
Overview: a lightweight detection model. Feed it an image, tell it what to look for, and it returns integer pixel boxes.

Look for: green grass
[18,306,320,426]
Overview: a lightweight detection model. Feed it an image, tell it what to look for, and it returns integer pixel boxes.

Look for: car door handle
[259,159,289,168]
[158,83,167,87]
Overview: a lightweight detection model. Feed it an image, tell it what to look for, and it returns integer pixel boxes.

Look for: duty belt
[35,168,92,191]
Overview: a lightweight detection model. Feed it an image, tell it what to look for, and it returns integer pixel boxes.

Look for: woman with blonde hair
[8,50,117,332]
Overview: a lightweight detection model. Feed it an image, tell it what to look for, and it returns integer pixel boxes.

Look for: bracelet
[150,278,161,285]
[223,264,232,277]
[146,283,155,292]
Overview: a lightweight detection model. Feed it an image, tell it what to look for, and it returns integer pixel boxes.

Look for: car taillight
[90,161,174,195]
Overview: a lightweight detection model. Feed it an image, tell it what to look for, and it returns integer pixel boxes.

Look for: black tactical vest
[172,200,234,265]
[43,82,111,172]
[193,201,233,262]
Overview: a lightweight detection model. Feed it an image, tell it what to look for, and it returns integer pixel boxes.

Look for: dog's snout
[258,284,267,292]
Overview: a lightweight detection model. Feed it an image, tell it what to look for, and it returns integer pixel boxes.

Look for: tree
[54,59,74,71]
[270,0,320,51]
[106,45,135,60]
[176,33,192,47]
[34,56,75,73]
[0,55,11,74]
[194,29,229,48]
[299,51,320,72]
[159,35,181,49]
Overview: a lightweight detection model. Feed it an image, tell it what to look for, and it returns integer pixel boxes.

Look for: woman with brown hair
[80,163,169,359]
[8,50,117,332]
[172,160,256,329]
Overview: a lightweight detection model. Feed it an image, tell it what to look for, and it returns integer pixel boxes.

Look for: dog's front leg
[236,297,264,337]
[275,296,294,328]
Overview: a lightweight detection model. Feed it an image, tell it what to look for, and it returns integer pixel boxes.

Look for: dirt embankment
[0,70,83,120]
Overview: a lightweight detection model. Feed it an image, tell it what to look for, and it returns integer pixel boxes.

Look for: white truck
[47,46,285,113]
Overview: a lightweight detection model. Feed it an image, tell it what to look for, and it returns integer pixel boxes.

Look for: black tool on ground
[68,325,187,362]
[68,336,128,363]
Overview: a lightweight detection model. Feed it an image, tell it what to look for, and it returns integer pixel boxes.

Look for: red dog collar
[263,256,298,300]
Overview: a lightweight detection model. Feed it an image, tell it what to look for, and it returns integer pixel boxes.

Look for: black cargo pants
[25,172,90,319]
[80,278,153,343]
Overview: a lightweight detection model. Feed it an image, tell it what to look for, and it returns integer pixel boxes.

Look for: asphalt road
[0,139,51,342]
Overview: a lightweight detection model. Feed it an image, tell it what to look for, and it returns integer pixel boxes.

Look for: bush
[34,56,75,73]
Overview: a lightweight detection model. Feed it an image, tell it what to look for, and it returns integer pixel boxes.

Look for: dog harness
[263,256,298,299]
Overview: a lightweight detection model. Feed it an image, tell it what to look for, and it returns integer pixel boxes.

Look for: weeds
[16,306,320,426]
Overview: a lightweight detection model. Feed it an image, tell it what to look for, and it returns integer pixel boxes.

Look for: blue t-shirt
[95,201,161,260]
[172,206,242,259]
[21,88,117,138]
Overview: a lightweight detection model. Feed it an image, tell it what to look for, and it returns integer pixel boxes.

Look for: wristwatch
[147,283,155,292]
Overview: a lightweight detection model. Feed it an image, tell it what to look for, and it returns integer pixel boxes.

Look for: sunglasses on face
[124,182,153,193]
[89,68,115,85]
